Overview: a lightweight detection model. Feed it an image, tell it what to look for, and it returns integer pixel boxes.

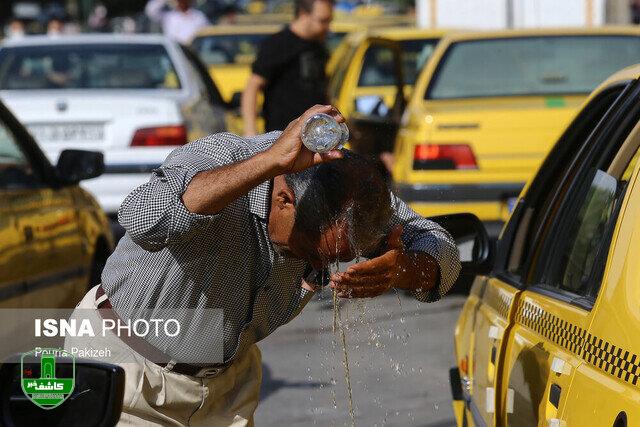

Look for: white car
[0,34,229,220]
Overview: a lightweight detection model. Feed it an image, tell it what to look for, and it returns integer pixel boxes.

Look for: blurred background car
[0,97,112,309]
[191,24,279,134]
[191,24,280,104]
[391,27,640,236]
[0,34,228,235]
[328,26,448,120]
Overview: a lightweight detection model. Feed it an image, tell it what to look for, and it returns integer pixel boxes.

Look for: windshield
[0,44,181,90]
[400,38,439,85]
[192,33,273,65]
[426,35,640,99]
[327,31,347,52]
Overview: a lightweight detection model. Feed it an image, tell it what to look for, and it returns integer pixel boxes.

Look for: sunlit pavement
[257,291,466,426]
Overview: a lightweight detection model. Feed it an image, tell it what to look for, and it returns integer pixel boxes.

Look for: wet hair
[294,0,335,17]
[284,150,392,257]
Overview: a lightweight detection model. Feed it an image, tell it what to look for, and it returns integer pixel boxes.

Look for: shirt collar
[248,178,272,220]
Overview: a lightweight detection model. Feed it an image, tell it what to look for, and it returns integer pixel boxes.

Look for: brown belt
[95,285,229,378]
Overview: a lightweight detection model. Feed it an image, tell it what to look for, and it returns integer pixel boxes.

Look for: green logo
[21,348,75,409]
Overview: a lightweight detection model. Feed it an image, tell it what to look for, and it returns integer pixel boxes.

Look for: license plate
[28,123,104,143]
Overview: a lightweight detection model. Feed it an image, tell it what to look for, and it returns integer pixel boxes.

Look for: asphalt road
[256,290,467,427]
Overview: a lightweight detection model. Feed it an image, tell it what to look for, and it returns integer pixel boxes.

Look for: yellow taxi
[328,27,448,120]
[451,63,640,426]
[327,21,368,56]
[191,24,281,104]
[393,27,640,233]
[0,100,113,309]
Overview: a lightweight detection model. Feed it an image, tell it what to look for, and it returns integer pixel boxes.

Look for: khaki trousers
[64,285,262,427]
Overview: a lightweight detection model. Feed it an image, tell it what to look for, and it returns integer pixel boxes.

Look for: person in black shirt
[241,0,333,135]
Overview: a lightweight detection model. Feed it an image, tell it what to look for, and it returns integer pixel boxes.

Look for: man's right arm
[119,105,343,252]
[240,74,266,137]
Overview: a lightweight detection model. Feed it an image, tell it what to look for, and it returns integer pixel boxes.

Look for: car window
[0,120,41,189]
[543,144,638,298]
[504,86,626,281]
[551,169,619,294]
[328,45,357,101]
[0,44,181,90]
[191,33,272,66]
[528,85,640,302]
[179,45,225,107]
[358,45,398,87]
[426,36,640,99]
[399,38,439,85]
[327,31,347,52]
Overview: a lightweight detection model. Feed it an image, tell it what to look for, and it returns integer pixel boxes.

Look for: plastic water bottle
[301,113,349,153]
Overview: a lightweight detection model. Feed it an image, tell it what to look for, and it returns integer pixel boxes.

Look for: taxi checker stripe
[483,285,513,319]
[517,300,640,386]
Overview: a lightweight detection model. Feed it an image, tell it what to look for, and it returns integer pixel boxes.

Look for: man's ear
[275,188,296,210]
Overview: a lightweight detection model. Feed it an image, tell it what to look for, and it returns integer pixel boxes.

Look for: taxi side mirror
[0,356,124,426]
[57,149,104,184]
[429,213,495,276]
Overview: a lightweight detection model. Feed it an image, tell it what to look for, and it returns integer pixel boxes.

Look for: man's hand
[266,104,344,174]
[329,226,440,298]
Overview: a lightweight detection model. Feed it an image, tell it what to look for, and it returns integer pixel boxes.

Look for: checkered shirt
[101,131,461,364]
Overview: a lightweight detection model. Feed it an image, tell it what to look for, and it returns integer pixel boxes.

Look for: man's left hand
[329,226,440,298]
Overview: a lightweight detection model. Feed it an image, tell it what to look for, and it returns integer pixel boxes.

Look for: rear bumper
[394,182,524,203]
[394,182,524,225]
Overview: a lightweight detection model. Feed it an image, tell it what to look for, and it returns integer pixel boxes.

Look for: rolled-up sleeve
[118,140,235,252]
[388,191,461,302]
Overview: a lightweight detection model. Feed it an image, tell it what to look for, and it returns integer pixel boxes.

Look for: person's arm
[241,74,266,137]
[331,192,461,302]
[119,104,343,252]
[145,0,166,23]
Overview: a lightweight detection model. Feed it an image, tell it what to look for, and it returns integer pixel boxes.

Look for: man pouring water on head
[66,105,460,426]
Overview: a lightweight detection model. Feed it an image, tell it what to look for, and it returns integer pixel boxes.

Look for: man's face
[177,0,191,12]
[289,222,356,270]
[301,0,333,41]
[48,19,64,34]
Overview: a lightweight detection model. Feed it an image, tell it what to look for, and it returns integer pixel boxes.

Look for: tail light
[413,144,478,170]
[131,125,187,147]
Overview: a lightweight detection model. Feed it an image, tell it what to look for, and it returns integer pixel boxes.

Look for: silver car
[0,34,229,218]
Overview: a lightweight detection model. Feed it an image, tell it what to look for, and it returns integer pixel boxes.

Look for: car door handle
[549,383,561,409]
[488,325,502,339]
[551,357,568,375]
[23,226,34,242]
[548,418,566,427]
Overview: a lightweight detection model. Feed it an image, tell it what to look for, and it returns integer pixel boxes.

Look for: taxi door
[454,80,635,426]
[329,38,405,175]
[0,107,86,309]
[560,88,640,426]
[454,273,519,426]
[493,80,640,426]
